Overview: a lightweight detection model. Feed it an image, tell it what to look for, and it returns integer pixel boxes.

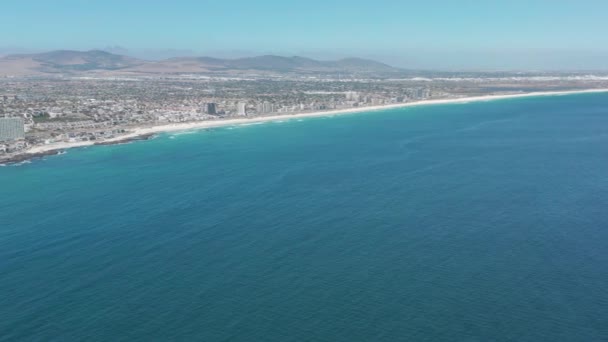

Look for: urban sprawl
[1,73,607,162]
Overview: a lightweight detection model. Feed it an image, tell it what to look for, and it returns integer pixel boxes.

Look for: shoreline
[18,88,608,157]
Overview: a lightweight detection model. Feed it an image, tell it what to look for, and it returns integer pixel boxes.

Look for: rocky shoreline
[1,134,156,165]
[93,133,156,146]
[1,150,64,165]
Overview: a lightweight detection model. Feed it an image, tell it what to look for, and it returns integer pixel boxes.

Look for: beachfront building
[203,102,217,115]
[256,101,275,114]
[0,117,25,141]
[237,102,247,116]
[345,91,360,101]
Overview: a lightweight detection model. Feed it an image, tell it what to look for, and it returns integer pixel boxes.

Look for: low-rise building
[0,117,25,141]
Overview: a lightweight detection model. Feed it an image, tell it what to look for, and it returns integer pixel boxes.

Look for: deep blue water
[1,93,608,341]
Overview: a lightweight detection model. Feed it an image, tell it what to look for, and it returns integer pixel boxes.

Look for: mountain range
[0,50,404,76]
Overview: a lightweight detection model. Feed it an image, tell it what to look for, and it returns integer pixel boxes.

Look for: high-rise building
[0,117,25,141]
[237,102,247,116]
[264,102,274,113]
[203,103,217,115]
[345,91,360,101]
[420,88,430,99]
[408,88,430,100]
[256,101,274,114]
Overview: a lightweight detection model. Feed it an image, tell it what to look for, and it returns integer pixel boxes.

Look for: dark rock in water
[94,133,155,146]
[0,133,155,165]
[1,150,63,165]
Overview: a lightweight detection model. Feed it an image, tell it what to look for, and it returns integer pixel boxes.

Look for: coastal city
[2,71,608,164]
[5,1,608,341]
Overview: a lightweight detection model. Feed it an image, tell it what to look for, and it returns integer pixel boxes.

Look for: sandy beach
[25,88,608,155]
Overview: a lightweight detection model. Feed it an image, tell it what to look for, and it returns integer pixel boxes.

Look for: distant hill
[327,57,399,72]
[130,55,404,75]
[0,50,142,74]
[31,50,141,71]
[0,50,404,76]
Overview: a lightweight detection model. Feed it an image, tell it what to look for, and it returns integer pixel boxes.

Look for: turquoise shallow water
[1,93,608,341]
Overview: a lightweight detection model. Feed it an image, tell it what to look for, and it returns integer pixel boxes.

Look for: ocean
[1,93,608,341]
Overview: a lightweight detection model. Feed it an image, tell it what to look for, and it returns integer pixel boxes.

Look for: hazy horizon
[2,0,608,71]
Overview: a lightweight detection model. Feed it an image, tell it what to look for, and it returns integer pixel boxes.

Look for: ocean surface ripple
[1,93,608,341]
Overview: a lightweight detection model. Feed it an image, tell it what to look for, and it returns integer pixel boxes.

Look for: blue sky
[2,0,608,70]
